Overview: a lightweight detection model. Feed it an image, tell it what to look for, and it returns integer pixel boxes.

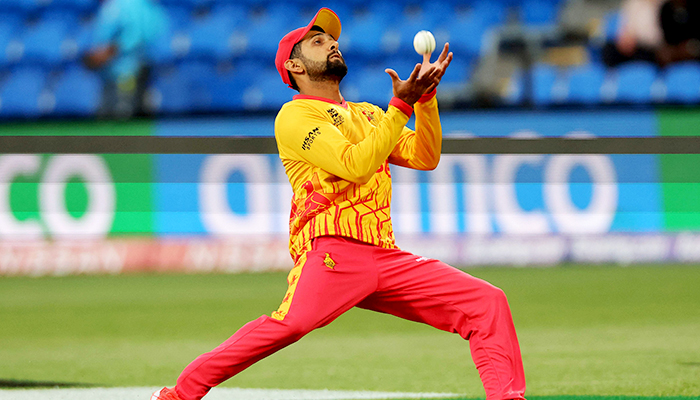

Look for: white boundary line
[0,387,463,400]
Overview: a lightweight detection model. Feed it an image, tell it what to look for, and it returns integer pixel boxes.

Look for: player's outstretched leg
[161,237,379,400]
[358,248,526,400]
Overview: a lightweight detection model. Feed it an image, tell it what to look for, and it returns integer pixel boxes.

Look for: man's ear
[284,59,304,75]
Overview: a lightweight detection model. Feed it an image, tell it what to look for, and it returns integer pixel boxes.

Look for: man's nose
[330,40,338,51]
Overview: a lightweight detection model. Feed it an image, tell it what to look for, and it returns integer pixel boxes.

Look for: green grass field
[1,265,699,399]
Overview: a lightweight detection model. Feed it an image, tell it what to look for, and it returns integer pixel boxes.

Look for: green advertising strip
[657,110,700,230]
[102,154,154,236]
[7,154,154,237]
[0,119,154,136]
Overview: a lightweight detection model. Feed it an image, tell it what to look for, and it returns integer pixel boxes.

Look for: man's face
[297,29,347,83]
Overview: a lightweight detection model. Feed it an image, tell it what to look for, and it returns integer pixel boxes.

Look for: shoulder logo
[323,253,336,269]
[326,108,345,126]
[301,127,321,150]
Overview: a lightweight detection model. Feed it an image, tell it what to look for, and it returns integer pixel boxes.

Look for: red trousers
[175,236,526,400]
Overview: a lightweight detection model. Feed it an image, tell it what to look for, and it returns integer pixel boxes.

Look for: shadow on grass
[0,379,98,388]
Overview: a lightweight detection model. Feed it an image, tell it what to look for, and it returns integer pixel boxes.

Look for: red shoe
[151,387,184,400]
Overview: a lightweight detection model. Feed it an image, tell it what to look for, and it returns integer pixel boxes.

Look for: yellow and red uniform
[275,90,441,263]
[270,91,440,321]
[170,8,525,400]
[174,92,526,400]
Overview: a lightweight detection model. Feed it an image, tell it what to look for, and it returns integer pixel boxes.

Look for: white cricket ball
[413,30,436,55]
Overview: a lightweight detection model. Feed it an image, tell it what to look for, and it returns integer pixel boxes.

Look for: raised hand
[385,42,454,105]
[419,42,453,94]
[385,62,442,106]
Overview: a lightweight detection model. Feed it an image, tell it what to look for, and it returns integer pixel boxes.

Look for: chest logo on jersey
[326,108,345,127]
[362,110,376,123]
[302,127,321,150]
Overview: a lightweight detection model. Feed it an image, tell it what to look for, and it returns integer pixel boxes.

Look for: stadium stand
[53,65,103,115]
[663,61,700,104]
[566,62,607,105]
[0,0,699,118]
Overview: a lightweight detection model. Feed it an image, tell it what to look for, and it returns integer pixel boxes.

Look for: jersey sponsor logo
[362,109,376,123]
[326,108,345,127]
[301,127,321,150]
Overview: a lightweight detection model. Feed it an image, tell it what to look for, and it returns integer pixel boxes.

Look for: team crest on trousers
[324,253,336,269]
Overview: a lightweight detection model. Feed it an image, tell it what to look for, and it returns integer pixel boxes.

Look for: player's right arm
[275,100,412,184]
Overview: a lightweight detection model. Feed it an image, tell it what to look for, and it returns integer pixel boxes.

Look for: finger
[432,64,447,81]
[428,64,443,79]
[437,43,450,63]
[442,52,454,69]
[421,65,442,83]
[385,68,401,83]
[422,52,431,65]
[406,63,422,83]
[433,54,453,82]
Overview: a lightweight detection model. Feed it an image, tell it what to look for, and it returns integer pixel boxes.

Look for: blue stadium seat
[664,61,700,104]
[209,66,249,111]
[243,69,296,110]
[442,12,487,61]
[71,20,95,58]
[471,0,507,28]
[21,11,77,67]
[520,0,559,27]
[418,1,451,26]
[48,0,98,16]
[0,67,46,118]
[52,66,102,116]
[177,60,216,112]
[384,2,452,56]
[566,63,606,105]
[160,0,212,11]
[341,13,390,62]
[241,9,296,60]
[148,20,192,66]
[0,14,22,67]
[614,61,657,104]
[440,56,471,89]
[3,0,41,16]
[188,6,245,61]
[163,4,192,31]
[148,67,192,113]
[532,63,557,106]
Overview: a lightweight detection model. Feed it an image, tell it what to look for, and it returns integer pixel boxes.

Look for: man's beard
[303,53,348,83]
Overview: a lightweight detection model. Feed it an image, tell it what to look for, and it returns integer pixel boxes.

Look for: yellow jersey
[274,90,442,263]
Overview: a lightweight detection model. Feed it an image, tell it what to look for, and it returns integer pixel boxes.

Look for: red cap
[275,8,342,88]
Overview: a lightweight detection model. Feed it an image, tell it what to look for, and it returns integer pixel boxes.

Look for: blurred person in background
[83,0,168,118]
[603,0,665,67]
[657,0,700,64]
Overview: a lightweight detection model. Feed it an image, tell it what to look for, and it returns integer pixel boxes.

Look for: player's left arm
[388,43,452,170]
[388,91,442,170]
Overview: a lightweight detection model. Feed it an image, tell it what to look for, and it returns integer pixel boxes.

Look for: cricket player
[153,8,526,400]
